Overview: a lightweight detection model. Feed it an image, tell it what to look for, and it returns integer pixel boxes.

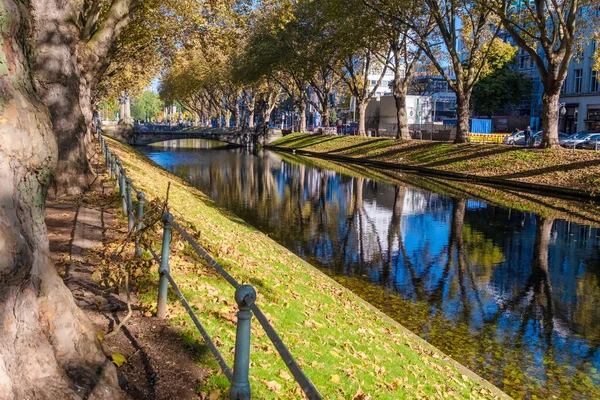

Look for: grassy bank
[269,133,600,195]
[106,137,507,399]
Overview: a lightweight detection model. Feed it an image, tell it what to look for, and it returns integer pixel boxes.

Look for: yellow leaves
[91,269,102,282]
[352,388,371,400]
[263,379,281,393]
[330,374,340,384]
[199,389,222,400]
[111,353,127,367]
[279,369,292,381]
[96,331,105,342]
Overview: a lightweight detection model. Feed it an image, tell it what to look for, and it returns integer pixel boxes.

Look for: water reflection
[143,140,600,398]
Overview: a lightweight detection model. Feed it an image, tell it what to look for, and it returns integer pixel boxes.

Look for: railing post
[229,285,256,400]
[157,212,173,319]
[116,160,122,187]
[109,154,115,178]
[126,178,134,231]
[114,158,120,180]
[135,192,145,258]
[120,168,127,215]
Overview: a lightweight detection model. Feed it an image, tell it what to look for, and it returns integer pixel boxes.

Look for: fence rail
[96,133,322,400]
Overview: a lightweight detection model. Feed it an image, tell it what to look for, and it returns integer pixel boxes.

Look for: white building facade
[559,39,600,133]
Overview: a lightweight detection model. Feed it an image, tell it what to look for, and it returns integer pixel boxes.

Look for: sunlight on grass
[106,137,506,399]
[270,134,600,194]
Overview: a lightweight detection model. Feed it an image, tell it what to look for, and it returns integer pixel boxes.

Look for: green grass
[106,137,507,399]
[270,133,600,194]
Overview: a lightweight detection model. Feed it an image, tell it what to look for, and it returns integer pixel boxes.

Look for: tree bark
[455,91,471,144]
[299,102,307,133]
[541,89,561,148]
[321,100,329,128]
[32,0,96,196]
[394,82,410,140]
[224,109,231,128]
[248,98,255,128]
[357,101,368,136]
[0,2,120,398]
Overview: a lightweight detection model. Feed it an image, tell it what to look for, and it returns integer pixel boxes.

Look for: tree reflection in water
[143,142,600,398]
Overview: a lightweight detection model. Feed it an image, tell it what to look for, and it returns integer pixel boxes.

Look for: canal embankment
[106,137,508,399]
[267,133,600,198]
[276,152,600,227]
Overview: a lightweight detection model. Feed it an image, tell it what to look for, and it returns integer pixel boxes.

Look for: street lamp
[558,102,566,133]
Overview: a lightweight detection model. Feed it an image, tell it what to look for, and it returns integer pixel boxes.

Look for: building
[558,39,600,133]
[512,36,600,134]
[366,62,396,98]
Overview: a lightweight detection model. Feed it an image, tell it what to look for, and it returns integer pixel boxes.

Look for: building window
[561,81,566,94]
[592,70,599,92]
[574,69,583,93]
[519,56,530,69]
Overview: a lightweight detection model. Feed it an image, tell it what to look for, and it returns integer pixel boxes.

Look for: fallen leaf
[208,390,221,400]
[353,388,371,400]
[96,331,105,342]
[111,353,127,367]
[330,374,340,384]
[264,380,281,392]
[91,270,102,282]
[279,370,292,381]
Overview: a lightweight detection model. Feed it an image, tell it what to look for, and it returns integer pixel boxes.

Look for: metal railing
[96,133,322,400]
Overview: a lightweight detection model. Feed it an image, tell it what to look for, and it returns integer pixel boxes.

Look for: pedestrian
[524,126,531,147]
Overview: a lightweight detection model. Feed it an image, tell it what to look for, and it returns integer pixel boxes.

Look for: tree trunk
[321,101,329,128]
[299,102,307,133]
[32,0,96,196]
[357,101,368,136]
[248,100,255,128]
[394,83,410,140]
[455,92,471,144]
[0,2,120,398]
[224,110,231,128]
[235,104,241,128]
[541,89,561,148]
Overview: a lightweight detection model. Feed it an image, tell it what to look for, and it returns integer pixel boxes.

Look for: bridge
[125,126,283,147]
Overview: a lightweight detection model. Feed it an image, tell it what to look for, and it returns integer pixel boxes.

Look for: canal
[141,139,600,399]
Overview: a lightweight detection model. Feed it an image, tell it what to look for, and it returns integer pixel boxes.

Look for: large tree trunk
[394,83,410,140]
[32,0,95,196]
[455,91,471,144]
[299,102,307,133]
[357,101,368,136]
[0,2,120,398]
[540,89,561,148]
[224,109,231,128]
[248,100,255,128]
[321,100,330,128]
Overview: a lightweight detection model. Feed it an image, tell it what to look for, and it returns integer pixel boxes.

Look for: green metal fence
[97,133,321,400]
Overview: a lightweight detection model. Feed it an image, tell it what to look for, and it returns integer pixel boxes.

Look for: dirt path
[46,147,209,400]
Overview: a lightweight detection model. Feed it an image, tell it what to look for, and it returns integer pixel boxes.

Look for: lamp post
[558,102,566,133]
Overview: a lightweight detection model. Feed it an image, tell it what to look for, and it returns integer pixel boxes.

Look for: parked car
[561,133,598,149]
[532,132,569,147]
[579,133,600,150]
[514,130,542,146]
[502,130,524,145]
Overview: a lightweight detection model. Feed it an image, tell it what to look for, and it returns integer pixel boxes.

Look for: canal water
[141,139,600,399]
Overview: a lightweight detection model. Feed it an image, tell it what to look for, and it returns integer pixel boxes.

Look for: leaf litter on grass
[106,137,507,399]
